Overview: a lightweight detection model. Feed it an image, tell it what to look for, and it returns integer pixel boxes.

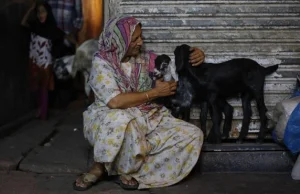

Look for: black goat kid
[174,44,279,143]
[154,54,230,140]
[170,59,232,142]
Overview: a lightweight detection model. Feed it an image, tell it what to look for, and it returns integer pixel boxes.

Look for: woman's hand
[21,0,36,27]
[154,79,177,97]
[189,47,205,66]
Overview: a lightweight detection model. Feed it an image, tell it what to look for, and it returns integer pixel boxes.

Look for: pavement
[0,100,299,194]
[1,171,300,194]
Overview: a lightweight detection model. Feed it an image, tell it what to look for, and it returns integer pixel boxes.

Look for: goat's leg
[171,107,180,118]
[207,94,222,144]
[254,92,268,143]
[182,107,191,122]
[206,105,214,141]
[237,93,252,143]
[200,101,208,139]
[221,100,233,140]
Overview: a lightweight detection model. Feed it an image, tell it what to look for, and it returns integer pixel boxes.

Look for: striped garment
[46,0,83,34]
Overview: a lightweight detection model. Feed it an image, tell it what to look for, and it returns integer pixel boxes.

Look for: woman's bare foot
[73,162,105,191]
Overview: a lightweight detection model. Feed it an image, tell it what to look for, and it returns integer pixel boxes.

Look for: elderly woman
[73,15,205,191]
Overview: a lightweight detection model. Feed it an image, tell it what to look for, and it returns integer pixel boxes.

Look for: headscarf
[29,1,65,41]
[95,15,157,93]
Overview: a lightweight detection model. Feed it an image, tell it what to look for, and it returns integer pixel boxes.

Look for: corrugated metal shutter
[105,0,300,138]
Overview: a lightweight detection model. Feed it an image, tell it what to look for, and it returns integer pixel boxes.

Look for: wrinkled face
[174,44,191,72]
[154,54,171,78]
[37,5,48,23]
[125,24,143,58]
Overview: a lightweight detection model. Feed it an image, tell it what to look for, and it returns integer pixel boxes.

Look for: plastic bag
[284,102,300,154]
[292,155,300,180]
[267,96,300,142]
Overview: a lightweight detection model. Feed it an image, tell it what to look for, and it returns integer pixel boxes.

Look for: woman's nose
[137,37,143,45]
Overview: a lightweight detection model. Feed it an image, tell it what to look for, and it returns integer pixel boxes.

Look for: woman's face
[37,5,48,23]
[125,24,143,58]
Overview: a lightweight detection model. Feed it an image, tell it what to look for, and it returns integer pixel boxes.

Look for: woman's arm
[21,1,36,27]
[107,79,177,109]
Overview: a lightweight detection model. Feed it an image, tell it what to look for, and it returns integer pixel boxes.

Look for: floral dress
[29,33,54,91]
[83,57,204,189]
[29,33,53,68]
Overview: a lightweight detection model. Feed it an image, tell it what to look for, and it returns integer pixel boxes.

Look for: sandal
[73,173,102,191]
[115,175,139,190]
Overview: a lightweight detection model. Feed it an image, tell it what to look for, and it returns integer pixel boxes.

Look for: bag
[284,102,300,154]
[267,96,300,142]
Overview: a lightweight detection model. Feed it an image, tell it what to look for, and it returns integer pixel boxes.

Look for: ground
[0,100,299,194]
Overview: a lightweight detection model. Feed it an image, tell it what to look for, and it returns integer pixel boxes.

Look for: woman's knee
[192,126,203,141]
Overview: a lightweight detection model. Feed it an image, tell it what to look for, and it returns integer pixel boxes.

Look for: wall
[105,0,300,138]
[0,0,32,127]
[0,0,105,127]
[78,0,103,44]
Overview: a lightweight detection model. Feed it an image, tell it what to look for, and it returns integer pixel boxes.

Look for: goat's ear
[174,45,185,72]
[183,44,192,56]
[166,55,171,63]
[154,55,162,67]
[161,54,171,64]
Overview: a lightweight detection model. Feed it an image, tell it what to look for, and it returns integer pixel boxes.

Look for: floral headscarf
[94,15,156,92]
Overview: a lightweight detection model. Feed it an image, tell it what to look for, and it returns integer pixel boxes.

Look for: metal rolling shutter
[105,0,300,138]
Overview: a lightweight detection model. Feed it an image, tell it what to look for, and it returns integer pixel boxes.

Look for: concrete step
[19,112,90,174]
[0,109,75,171]
[199,143,295,173]
[0,115,64,171]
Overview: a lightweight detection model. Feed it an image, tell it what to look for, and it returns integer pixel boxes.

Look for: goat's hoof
[236,139,243,144]
[206,137,221,144]
[212,136,222,144]
[221,134,229,140]
[215,139,222,144]
[256,138,264,144]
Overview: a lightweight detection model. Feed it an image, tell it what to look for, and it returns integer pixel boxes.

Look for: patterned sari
[83,15,203,189]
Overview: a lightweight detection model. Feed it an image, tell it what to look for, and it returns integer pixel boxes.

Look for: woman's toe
[129,179,137,185]
[120,176,129,185]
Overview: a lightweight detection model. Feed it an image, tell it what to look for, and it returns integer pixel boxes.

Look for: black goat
[174,44,279,143]
[154,54,214,138]
[170,60,232,142]
[154,54,199,121]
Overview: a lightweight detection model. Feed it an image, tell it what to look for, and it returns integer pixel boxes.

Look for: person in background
[21,0,71,119]
[46,0,84,106]
[46,0,83,46]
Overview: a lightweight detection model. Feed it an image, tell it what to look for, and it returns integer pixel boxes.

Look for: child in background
[21,0,72,119]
